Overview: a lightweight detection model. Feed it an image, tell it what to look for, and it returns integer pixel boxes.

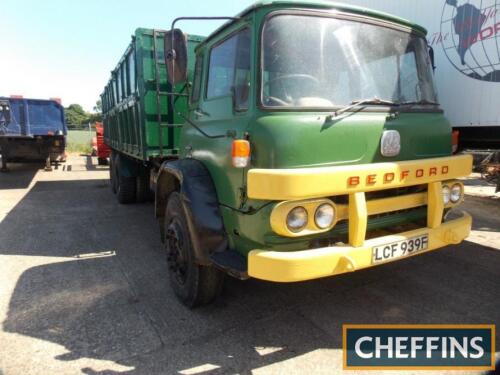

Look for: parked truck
[0,97,67,171]
[95,122,110,165]
[102,1,473,307]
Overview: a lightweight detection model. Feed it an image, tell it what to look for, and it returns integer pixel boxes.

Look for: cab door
[179,27,252,208]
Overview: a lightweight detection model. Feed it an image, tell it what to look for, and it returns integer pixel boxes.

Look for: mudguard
[156,159,228,265]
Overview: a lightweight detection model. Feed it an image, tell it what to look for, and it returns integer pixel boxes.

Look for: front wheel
[164,192,224,307]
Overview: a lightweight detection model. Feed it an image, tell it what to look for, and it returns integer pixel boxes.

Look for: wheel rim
[166,219,188,285]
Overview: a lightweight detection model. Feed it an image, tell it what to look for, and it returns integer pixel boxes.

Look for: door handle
[194,109,210,117]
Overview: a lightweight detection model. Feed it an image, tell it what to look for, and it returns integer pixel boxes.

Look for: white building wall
[338,0,500,128]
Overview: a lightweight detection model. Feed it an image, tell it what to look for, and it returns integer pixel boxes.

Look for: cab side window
[233,29,251,110]
[206,28,250,110]
[191,54,203,103]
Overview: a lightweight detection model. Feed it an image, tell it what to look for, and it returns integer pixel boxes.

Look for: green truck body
[102,1,473,307]
[101,28,204,161]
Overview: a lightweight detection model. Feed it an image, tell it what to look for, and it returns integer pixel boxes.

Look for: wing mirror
[164,29,188,85]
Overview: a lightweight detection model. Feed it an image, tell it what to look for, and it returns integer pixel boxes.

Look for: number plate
[372,234,429,264]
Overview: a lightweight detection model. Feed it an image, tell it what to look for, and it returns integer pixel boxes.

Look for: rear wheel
[164,192,224,307]
[116,164,136,204]
[109,153,117,194]
[98,157,108,166]
[117,175,136,204]
[136,167,152,203]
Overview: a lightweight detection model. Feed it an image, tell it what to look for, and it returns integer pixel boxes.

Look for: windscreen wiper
[329,97,398,119]
[398,99,440,106]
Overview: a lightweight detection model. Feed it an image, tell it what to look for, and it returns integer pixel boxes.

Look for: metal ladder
[152,29,188,156]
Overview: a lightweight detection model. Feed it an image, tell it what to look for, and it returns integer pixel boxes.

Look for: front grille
[330,184,427,205]
[307,206,428,249]
[365,184,427,200]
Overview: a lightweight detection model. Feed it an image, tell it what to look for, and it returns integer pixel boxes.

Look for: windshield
[261,14,438,109]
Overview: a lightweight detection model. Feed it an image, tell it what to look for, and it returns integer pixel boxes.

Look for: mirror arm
[168,16,241,119]
[170,16,241,31]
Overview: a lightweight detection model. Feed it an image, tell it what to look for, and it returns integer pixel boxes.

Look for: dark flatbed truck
[0,97,66,171]
[102,1,473,307]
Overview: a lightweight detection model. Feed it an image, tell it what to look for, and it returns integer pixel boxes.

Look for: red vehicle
[95,122,110,165]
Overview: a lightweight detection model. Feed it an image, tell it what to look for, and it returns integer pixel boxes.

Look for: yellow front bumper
[248,212,471,282]
[247,154,473,200]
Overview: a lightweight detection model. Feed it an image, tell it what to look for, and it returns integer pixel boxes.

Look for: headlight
[442,185,451,204]
[450,183,462,203]
[314,203,335,229]
[286,206,308,232]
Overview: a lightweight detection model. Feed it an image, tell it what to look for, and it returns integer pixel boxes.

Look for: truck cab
[153,1,473,307]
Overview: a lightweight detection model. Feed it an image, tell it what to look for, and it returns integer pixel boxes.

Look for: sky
[1,0,254,112]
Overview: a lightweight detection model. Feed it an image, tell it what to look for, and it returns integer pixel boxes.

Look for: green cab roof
[199,0,427,48]
[244,1,426,34]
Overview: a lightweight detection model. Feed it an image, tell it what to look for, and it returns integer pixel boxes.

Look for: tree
[93,100,102,113]
[91,100,102,123]
[89,112,102,123]
[64,104,88,126]
[64,100,102,126]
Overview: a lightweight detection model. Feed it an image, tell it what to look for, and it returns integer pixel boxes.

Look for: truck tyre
[117,172,137,204]
[136,168,152,203]
[98,157,108,166]
[109,155,117,194]
[164,192,224,307]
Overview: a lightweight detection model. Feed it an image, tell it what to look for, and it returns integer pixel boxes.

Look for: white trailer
[340,0,500,149]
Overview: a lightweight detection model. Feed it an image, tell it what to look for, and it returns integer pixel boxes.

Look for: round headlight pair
[442,183,462,204]
[286,203,336,232]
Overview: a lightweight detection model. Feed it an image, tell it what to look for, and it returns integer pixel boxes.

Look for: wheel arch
[156,159,228,265]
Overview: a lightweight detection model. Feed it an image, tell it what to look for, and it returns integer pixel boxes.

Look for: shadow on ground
[0,162,41,190]
[462,175,496,188]
[466,195,500,233]
[1,179,499,374]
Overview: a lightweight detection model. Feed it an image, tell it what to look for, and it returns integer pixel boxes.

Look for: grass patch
[66,143,92,153]
[67,130,93,154]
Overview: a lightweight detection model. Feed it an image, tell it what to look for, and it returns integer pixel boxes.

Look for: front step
[210,250,248,280]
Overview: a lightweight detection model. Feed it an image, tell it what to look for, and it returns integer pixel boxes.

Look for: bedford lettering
[347,166,450,186]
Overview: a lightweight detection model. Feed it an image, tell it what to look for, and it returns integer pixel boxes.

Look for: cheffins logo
[343,324,495,370]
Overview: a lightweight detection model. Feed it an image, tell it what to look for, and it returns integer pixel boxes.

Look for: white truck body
[340,0,500,131]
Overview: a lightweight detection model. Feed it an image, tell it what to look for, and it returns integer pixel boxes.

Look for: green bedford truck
[101,1,473,307]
